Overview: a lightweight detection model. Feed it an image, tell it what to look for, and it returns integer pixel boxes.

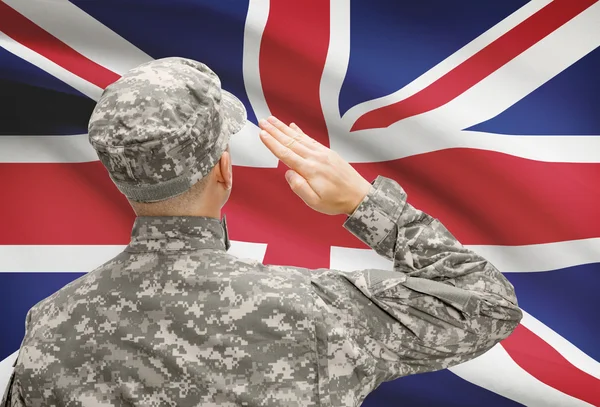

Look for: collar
[126,215,230,253]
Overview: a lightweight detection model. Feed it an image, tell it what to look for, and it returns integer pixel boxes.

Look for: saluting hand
[258,116,372,216]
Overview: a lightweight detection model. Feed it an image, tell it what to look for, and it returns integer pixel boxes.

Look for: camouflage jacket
[2,176,522,407]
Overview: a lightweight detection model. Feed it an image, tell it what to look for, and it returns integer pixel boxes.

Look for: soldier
[2,57,522,407]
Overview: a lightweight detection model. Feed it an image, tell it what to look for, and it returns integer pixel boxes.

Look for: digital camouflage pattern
[88,57,247,203]
[2,176,522,407]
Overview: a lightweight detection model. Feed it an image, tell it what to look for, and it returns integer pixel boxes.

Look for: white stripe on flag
[0,31,103,100]
[333,126,600,163]
[468,238,600,273]
[0,134,98,163]
[3,0,153,76]
[229,122,280,168]
[0,121,278,168]
[320,0,350,128]
[449,344,593,407]
[330,237,600,273]
[0,351,18,397]
[0,241,268,273]
[0,245,125,273]
[243,0,272,124]
[3,238,599,273]
[3,130,599,165]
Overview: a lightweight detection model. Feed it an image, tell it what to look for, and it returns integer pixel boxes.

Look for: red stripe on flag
[258,0,332,266]
[2,150,597,250]
[353,149,600,247]
[502,325,600,406]
[0,2,120,89]
[351,0,599,131]
[260,0,330,148]
[0,162,134,245]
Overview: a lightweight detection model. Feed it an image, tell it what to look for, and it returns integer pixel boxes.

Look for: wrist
[345,180,372,215]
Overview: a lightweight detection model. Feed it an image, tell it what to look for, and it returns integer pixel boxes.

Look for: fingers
[258,118,312,158]
[261,117,323,153]
[289,123,326,150]
[285,170,320,205]
[258,129,307,172]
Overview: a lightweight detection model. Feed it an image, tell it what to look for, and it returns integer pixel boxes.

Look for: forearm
[343,176,521,324]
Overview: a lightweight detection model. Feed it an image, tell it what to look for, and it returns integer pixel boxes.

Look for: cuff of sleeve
[343,176,407,249]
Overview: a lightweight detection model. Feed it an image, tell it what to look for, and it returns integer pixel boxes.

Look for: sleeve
[309,176,522,405]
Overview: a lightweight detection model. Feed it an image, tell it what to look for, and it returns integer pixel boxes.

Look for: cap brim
[221,89,247,136]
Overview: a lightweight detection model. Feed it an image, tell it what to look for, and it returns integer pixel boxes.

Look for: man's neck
[131,201,221,219]
[136,209,221,218]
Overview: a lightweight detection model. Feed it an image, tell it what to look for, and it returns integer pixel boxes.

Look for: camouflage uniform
[2,57,522,407]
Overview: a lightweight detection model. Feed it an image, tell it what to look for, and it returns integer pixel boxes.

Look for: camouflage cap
[88,57,247,202]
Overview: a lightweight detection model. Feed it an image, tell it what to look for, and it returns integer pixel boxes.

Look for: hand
[258,116,372,216]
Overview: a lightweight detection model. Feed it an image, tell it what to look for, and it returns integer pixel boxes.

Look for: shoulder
[25,252,130,331]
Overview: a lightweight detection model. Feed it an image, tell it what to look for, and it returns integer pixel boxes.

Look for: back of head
[88,57,246,206]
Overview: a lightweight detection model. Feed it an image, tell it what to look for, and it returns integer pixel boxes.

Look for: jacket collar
[126,215,230,253]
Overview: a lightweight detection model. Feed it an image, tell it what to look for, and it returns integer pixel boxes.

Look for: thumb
[285,170,319,205]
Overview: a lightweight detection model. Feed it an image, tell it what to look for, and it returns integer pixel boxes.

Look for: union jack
[0,0,599,406]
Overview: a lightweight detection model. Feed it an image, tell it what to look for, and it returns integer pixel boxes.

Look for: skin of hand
[258,116,372,216]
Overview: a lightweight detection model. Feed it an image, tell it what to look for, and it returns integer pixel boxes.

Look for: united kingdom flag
[1,0,599,405]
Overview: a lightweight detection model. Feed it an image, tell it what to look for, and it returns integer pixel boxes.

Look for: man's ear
[218,150,232,190]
